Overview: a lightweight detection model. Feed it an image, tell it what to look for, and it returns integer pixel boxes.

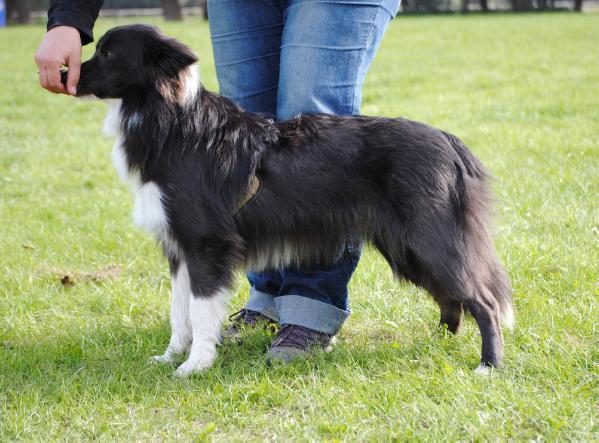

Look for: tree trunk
[6,0,30,24]
[402,0,419,12]
[161,0,182,21]
[573,0,582,11]
[200,0,208,20]
[480,0,489,11]
[512,0,534,11]
[423,0,439,12]
[461,0,469,13]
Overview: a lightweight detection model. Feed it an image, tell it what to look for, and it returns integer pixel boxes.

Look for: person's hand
[35,26,82,95]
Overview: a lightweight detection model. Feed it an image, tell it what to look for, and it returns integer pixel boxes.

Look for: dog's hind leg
[151,256,193,364]
[469,258,512,372]
[438,298,464,334]
[466,292,503,373]
[422,259,504,370]
[417,252,505,370]
[423,253,506,370]
[376,234,505,370]
[374,236,462,335]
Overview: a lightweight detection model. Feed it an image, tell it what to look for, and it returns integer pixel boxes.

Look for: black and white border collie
[72,24,513,377]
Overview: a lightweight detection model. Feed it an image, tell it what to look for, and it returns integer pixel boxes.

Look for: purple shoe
[266,324,335,364]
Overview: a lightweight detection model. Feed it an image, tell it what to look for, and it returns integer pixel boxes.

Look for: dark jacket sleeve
[47,0,104,45]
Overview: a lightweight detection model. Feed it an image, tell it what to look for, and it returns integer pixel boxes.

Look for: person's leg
[275,244,360,334]
[208,0,284,116]
[271,0,401,341]
[208,0,285,323]
[277,0,400,120]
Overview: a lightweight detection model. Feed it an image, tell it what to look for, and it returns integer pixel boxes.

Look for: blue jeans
[209,0,400,335]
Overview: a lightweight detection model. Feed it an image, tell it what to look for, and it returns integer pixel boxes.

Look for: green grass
[1,13,597,441]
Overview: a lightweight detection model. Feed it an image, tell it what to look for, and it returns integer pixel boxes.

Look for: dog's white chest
[103,100,168,238]
[133,181,168,236]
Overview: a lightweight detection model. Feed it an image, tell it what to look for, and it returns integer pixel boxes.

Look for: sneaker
[266,324,335,364]
[223,309,277,339]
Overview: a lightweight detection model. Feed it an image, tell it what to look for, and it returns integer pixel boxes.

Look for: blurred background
[0,0,593,27]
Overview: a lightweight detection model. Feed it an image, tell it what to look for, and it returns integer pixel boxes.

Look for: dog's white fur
[150,262,191,363]
[103,97,227,376]
[175,285,230,378]
[133,181,168,235]
[501,304,515,330]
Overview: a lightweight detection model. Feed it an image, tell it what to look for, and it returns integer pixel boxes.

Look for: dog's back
[237,114,513,371]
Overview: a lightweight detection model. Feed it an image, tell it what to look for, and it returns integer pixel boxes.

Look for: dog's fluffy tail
[445,132,514,329]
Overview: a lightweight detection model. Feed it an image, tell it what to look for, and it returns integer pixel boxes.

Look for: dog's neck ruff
[158,64,200,105]
[103,93,262,215]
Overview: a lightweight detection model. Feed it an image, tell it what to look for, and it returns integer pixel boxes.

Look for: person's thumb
[66,52,81,96]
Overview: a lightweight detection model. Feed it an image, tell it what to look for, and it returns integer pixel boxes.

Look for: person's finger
[35,53,50,89]
[39,66,49,89]
[66,54,81,96]
[46,65,66,94]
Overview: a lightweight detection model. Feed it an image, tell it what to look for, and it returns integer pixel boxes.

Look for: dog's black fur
[76,25,512,370]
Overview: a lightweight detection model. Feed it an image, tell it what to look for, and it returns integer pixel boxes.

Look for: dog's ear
[150,34,199,78]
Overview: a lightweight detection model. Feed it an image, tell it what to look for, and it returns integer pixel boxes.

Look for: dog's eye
[102,49,114,59]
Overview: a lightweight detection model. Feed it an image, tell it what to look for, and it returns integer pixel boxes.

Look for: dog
[71,24,513,377]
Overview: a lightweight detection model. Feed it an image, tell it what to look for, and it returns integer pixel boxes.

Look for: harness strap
[235,176,260,213]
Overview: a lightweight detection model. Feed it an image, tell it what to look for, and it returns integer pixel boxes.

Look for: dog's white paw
[149,353,177,364]
[474,364,492,375]
[173,355,215,378]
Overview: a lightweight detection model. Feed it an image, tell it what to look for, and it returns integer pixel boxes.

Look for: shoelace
[272,324,328,350]
[228,309,265,325]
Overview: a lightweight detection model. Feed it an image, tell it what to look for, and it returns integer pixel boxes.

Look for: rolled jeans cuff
[246,288,279,322]
[275,295,351,336]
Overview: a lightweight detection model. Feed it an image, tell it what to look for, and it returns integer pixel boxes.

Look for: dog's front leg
[173,249,232,378]
[151,257,192,364]
[173,288,229,377]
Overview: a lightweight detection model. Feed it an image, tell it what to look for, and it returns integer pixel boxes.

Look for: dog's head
[76,24,198,99]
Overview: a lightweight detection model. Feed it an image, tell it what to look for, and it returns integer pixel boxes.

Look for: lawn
[0,12,597,441]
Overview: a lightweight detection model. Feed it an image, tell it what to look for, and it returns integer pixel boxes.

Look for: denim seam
[350,4,382,115]
[280,44,365,51]
[232,85,279,100]
[216,51,281,68]
[212,23,284,39]
[285,1,386,11]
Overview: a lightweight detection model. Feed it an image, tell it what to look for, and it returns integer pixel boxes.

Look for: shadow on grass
[1,316,479,397]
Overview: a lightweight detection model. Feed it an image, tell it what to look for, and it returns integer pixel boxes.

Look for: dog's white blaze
[133,181,168,237]
[151,262,192,363]
[174,287,229,377]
